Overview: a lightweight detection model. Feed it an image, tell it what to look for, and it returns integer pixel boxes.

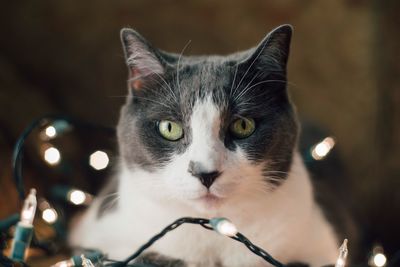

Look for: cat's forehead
[168,59,232,106]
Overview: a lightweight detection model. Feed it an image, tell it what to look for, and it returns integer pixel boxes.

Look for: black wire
[109,218,211,267]
[235,233,285,267]
[106,217,286,267]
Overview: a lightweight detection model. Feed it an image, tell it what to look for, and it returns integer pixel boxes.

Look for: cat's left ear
[121,28,166,91]
[243,24,293,74]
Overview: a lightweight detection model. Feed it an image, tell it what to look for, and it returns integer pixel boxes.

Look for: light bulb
[81,255,95,267]
[51,259,74,267]
[45,126,57,138]
[44,147,61,165]
[11,188,37,261]
[335,239,348,267]
[373,253,386,267]
[311,136,335,160]
[89,150,109,170]
[20,188,37,226]
[42,208,58,224]
[210,218,238,237]
[68,190,87,205]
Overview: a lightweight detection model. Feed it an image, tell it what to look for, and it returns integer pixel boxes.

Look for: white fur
[70,98,339,267]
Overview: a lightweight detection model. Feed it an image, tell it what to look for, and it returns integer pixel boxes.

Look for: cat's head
[117,25,298,211]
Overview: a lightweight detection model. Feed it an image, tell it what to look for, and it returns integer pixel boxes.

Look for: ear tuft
[246,24,293,73]
[120,28,164,90]
[264,24,292,66]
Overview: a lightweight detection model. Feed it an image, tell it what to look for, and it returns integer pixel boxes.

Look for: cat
[69,25,342,267]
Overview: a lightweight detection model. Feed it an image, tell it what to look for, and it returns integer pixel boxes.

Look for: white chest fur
[69,153,338,267]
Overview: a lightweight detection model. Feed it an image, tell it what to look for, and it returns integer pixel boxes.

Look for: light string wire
[106,217,285,267]
[7,115,400,267]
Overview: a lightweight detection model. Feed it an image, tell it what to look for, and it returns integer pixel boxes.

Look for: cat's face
[117,25,298,211]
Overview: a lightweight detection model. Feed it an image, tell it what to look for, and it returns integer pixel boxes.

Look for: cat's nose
[188,161,221,189]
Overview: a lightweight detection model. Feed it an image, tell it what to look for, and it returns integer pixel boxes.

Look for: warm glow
[51,259,73,267]
[68,190,86,205]
[335,239,348,267]
[42,208,58,224]
[89,150,109,170]
[20,189,37,225]
[311,136,335,160]
[216,220,238,237]
[373,253,387,267]
[44,147,61,165]
[45,126,57,138]
[335,258,344,267]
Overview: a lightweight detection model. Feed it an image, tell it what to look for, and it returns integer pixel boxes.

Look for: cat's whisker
[234,79,287,103]
[229,63,240,98]
[233,42,268,95]
[176,40,192,94]
[100,196,120,214]
[131,96,173,109]
[151,72,177,102]
[232,73,261,102]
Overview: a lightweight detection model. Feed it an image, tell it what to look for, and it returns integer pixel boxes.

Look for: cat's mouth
[196,192,223,206]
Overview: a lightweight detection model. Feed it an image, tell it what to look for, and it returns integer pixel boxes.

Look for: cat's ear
[243,24,292,75]
[120,28,165,91]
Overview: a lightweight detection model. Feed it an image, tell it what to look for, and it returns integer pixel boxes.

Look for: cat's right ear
[120,28,165,91]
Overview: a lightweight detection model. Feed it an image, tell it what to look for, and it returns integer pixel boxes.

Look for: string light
[10,115,397,267]
[110,217,285,267]
[10,189,37,261]
[89,150,109,170]
[45,126,57,138]
[311,136,335,160]
[81,254,95,267]
[44,146,61,165]
[209,217,238,237]
[68,189,92,206]
[335,239,348,267]
[51,251,104,267]
[39,199,58,224]
[373,253,387,267]
[20,189,37,226]
[370,245,387,267]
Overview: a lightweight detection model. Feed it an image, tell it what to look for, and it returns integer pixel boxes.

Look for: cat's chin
[190,192,225,211]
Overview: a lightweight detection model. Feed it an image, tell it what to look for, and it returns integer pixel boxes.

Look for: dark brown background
[0,0,399,264]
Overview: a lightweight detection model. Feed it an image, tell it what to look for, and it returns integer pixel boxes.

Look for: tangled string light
[3,114,398,267]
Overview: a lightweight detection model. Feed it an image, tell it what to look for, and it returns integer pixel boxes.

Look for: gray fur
[117,25,297,186]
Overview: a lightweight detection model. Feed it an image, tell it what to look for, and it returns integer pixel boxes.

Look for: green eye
[158,120,184,141]
[229,118,255,139]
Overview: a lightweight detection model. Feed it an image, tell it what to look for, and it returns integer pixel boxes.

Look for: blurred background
[0,0,399,266]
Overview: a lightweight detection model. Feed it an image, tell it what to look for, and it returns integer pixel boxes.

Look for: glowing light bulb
[68,190,87,205]
[51,259,74,267]
[89,150,109,170]
[373,253,387,267]
[335,239,348,267]
[44,147,61,165]
[45,126,57,138]
[11,189,37,261]
[210,218,238,237]
[311,136,335,160]
[42,208,58,224]
[20,189,37,226]
[81,254,95,267]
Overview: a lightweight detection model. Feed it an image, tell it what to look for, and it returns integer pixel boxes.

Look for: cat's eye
[229,118,255,139]
[158,120,184,141]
